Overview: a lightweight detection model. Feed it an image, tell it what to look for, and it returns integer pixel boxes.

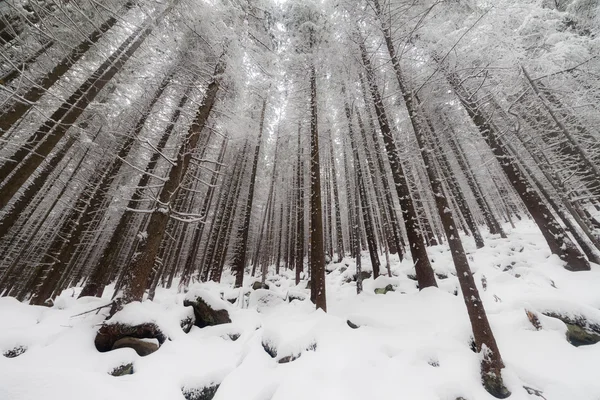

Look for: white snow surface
[1,221,600,400]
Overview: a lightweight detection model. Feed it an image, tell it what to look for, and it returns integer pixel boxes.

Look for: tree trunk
[0,0,135,137]
[445,71,589,271]
[112,56,225,310]
[232,97,267,288]
[358,38,437,289]
[78,80,196,298]
[0,12,156,210]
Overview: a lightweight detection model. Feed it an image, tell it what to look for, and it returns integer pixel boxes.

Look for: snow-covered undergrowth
[2,221,600,400]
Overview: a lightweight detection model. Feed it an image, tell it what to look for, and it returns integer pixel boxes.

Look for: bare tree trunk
[112,56,225,310]
[79,80,195,298]
[445,71,589,271]
[0,13,158,211]
[178,136,227,289]
[410,90,509,398]
[358,38,437,289]
[295,123,305,285]
[419,105,485,248]
[232,97,267,288]
[329,131,345,262]
[0,0,135,136]
[343,87,381,279]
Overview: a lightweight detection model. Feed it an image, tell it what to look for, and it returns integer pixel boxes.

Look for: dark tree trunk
[178,137,228,289]
[0,14,156,211]
[295,124,305,285]
[113,56,225,310]
[343,88,380,279]
[328,132,346,262]
[358,39,437,289]
[78,80,196,298]
[0,0,135,137]
[232,98,267,288]
[445,71,589,271]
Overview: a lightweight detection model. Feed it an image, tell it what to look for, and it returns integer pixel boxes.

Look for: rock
[287,290,308,302]
[278,354,299,364]
[374,284,395,295]
[543,312,600,346]
[109,363,134,376]
[228,333,240,341]
[428,359,439,367]
[262,340,277,358]
[352,271,372,282]
[180,315,195,334]
[112,336,159,356]
[183,296,231,328]
[483,374,511,399]
[248,289,285,312]
[406,273,417,281]
[251,281,269,290]
[182,384,220,400]
[3,345,26,358]
[565,323,600,346]
[347,320,360,329]
[266,342,317,364]
[95,322,167,353]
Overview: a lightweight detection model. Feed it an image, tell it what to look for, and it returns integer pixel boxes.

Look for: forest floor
[1,220,600,400]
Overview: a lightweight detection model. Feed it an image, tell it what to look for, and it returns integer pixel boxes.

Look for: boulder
[180,315,195,334]
[248,289,285,313]
[112,337,159,356]
[109,363,134,376]
[262,340,278,358]
[374,284,395,295]
[182,384,220,400]
[251,281,269,290]
[543,312,600,346]
[3,345,26,358]
[287,290,308,302]
[95,322,167,353]
[347,320,360,329]
[183,296,231,329]
[352,271,372,282]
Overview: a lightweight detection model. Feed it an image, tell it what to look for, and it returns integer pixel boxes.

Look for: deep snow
[1,220,600,400]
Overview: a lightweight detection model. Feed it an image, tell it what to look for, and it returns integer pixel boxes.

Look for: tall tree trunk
[0,10,160,211]
[329,131,345,262]
[295,124,305,285]
[232,97,267,288]
[358,38,437,289]
[343,87,381,279]
[113,56,225,310]
[178,136,228,289]
[0,0,135,137]
[359,72,406,254]
[445,71,589,271]
[78,80,196,298]
[410,89,510,398]
[28,70,176,305]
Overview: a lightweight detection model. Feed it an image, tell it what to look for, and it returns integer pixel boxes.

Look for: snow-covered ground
[2,220,600,400]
